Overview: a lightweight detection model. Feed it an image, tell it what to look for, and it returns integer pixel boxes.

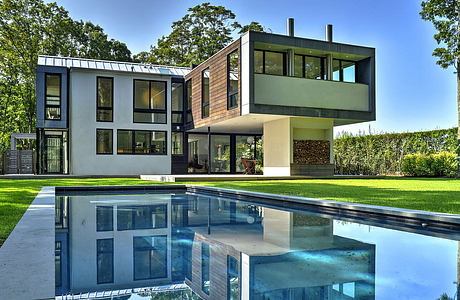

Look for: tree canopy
[134,2,265,66]
[0,0,132,152]
[420,0,459,69]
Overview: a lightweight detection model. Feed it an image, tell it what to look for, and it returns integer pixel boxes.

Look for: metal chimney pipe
[287,18,294,36]
[326,24,333,42]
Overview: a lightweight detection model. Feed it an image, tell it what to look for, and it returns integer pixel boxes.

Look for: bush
[401,152,457,177]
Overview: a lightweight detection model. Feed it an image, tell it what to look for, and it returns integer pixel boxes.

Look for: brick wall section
[185,39,241,130]
[293,140,330,164]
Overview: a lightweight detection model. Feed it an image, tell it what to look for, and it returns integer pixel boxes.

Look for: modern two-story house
[36,20,375,176]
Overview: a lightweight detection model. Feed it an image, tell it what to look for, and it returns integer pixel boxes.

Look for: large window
[254,50,285,76]
[210,135,230,173]
[185,80,193,123]
[117,205,167,231]
[96,129,113,154]
[227,50,239,109]
[97,239,114,284]
[133,80,167,123]
[45,73,61,120]
[97,77,113,122]
[294,55,325,80]
[172,82,184,124]
[188,134,208,173]
[202,68,210,118]
[235,135,262,173]
[333,59,356,82]
[96,206,113,231]
[202,243,210,295]
[117,130,166,155]
[172,132,183,155]
[133,236,167,280]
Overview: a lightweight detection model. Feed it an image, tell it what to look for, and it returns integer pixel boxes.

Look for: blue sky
[50,0,458,135]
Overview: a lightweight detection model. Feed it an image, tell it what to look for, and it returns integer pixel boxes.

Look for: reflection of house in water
[55,193,375,299]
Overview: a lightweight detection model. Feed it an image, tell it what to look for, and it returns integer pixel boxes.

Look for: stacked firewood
[293,140,330,164]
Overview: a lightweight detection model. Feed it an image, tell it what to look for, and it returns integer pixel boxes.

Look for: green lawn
[0,177,459,247]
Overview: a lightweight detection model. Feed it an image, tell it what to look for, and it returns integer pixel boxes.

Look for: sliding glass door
[46,135,63,173]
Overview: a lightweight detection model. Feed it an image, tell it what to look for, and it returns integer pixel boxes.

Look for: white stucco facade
[69,69,172,175]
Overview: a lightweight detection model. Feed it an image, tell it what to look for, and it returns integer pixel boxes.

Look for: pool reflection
[55,192,376,299]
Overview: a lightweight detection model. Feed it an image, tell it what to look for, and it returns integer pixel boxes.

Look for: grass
[0,177,459,247]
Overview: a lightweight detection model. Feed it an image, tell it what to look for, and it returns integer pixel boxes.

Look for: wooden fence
[1,150,36,174]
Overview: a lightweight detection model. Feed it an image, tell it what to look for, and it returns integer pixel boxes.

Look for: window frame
[96,76,114,122]
[201,68,210,119]
[96,206,113,232]
[171,81,184,125]
[117,204,167,231]
[294,54,326,80]
[227,50,239,110]
[185,79,193,124]
[171,131,184,155]
[96,128,113,155]
[116,129,167,155]
[253,49,287,76]
[45,73,62,121]
[133,79,167,124]
[133,235,168,281]
[332,58,356,82]
[96,238,114,284]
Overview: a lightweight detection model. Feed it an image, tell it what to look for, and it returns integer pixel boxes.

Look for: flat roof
[37,55,191,77]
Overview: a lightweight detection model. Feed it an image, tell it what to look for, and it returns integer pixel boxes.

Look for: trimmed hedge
[334,128,458,175]
[401,152,457,177]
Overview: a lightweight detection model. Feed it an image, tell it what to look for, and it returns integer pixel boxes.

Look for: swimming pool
[54,185,460,299]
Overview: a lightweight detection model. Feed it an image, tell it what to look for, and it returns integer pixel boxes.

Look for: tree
[420,0,460,170]
[135,3,265,66]
[0,0,132,151]
[237,21,266,34]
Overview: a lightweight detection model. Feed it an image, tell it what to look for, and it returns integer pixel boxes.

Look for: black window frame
[253,49,287,76]
[55,241,62,287]
[201,68,210,119]
[133,79,167,124]
[96,76,114,122]
[116,129,167,155]
[117,204,167,231]
[185,79,193,124]
[96,206,113,232]
[294,54,326,80]
[332,58,356,82]
[96,128,113,155]
[171,131,184,155]
[96,238,114,284]
[45,73,62,121]
[133,235,168,281]
[171,81,185,125]
[227,50,239,110]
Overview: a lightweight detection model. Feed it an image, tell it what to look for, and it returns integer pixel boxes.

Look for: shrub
[401,152,457,177]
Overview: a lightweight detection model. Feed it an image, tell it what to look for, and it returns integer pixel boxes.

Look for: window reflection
[117,205,167,230]
[133,236,167,280]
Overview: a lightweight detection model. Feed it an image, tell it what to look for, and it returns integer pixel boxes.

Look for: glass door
[46,135,63,173]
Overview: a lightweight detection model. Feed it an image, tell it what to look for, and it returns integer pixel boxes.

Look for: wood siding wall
[186,233,241,300]
[185,39,241,130]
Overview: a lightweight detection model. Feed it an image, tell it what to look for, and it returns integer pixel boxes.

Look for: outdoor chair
[241,157,255,175]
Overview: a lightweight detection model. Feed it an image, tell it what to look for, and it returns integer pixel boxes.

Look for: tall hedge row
[333,128,458,175]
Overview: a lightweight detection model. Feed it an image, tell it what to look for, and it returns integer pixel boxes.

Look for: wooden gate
[2,150,35,174]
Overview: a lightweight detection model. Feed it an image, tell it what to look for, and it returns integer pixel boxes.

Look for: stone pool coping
[1,184,459,299]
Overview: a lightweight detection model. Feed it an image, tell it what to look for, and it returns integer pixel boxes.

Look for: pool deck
[0,186,55,300]
[140,174,385,182]
[0,184,458,299]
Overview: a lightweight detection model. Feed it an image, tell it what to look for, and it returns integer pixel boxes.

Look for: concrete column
[263,118,291,176]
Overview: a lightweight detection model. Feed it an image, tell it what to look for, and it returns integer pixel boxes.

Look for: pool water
[55,190,459,299]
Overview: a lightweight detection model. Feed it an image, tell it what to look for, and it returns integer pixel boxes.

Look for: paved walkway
[0,187,55,300]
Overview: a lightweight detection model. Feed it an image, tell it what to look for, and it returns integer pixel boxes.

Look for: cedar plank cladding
[185,39,241,130]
